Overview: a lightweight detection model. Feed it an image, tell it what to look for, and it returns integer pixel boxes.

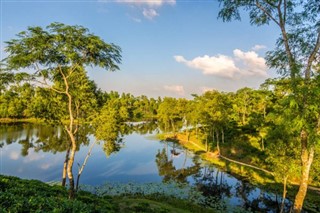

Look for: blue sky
[1,0,280,98]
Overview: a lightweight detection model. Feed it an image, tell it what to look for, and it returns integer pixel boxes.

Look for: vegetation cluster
[0,175,218,213]
[1,0,320,212]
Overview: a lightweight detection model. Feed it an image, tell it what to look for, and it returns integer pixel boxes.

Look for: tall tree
[3,22,121,198]
[218,1,320,212]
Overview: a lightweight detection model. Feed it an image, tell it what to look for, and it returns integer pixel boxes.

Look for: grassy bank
[0,118,43,123]
[160,132,320,213]
[160,132,275,185]
[0,175,216,213]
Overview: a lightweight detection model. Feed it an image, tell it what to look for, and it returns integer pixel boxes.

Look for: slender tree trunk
[216,129,220,155]
[170,119,176,136]
[221,128,224,144]
[215,170,219,185]
[261,138,265,151]
[293,130,315,213]
[62,69,77,199]
[66,130,77,199]
[205,135,208,152]
[182,150,187,168]
[280,176,288,213]
[195,123,198,138]
[62,146,70,187]
[212,128,215,144]
[76,140,97,192]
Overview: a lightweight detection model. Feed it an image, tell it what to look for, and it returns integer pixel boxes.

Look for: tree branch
[59,65,74,133]
[73,101,80,135]
[32,76,65,94]
[283,0,287,23]
[262,0,277,8]
[305,32,320,80]
[256,0,280,26]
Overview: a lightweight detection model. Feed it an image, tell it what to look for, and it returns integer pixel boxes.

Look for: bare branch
[256,0,280,26]
[305,32,320,79]
[262,0,277,8]
[32,76,65,94]
[283,0,287,23]
[66,63,79,79]
[73,101,80,135]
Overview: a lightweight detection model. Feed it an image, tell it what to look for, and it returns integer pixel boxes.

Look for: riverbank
[0,175,215,213]
[0,118,42,123]
[160,132,320,212]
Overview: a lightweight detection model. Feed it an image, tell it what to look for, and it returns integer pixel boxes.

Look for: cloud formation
[117,0,175,7]
[164,85,185,95]
[233,49,267,76]
[252,44,267,51]
[174,47,268,78]
[143,8,159,19]
[174,55,239,78]
[9,151,19,160]
[116,0,175,20]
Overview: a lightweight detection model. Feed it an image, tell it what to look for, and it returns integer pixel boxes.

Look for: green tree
[196,90,231,153]
[158,97,185,134]
[218,1,320,211]
[0,63,14,94]
[3,22,121,198]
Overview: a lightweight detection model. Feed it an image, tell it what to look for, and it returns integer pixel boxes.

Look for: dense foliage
[1,3,320,209]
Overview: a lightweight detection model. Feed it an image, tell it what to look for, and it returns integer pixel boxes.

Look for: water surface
[0,123,290,212]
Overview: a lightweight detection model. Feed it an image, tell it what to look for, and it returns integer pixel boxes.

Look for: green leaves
[4,22,121,72]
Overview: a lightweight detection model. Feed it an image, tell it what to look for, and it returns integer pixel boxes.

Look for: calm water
[0,123,291,212]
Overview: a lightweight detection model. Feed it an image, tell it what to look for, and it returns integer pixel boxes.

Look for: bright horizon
[1,0,280,98]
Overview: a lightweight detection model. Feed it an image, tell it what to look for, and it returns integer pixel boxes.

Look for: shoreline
[161,132,320,195]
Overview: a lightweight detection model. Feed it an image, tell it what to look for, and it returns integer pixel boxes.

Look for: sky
[1,0,281,98]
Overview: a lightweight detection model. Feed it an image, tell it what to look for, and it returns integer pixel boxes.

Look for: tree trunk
[76,140,97,192]
[61,69,77,199]
[293,130,315,213]
[183,150,187,168]
[280,176,288,213]
[67,133,77,199]
[62,146,70,187]
[170,119,176,135]
[216,129,220,155]
[195,123,198,139]
[205,135,208,152]
[221,128,224,144]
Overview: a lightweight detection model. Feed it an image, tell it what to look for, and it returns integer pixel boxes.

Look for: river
[0,122,293,212]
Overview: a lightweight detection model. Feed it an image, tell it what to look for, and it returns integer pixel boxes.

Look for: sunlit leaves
[4,23,121,72]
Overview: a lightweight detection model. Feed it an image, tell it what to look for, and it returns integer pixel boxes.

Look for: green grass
[0,118,43,123]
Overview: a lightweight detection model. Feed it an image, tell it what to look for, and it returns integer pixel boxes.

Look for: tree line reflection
[1,122,292,212]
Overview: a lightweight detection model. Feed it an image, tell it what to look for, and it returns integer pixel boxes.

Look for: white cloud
[252,44,266,51]
[23,151,45,163]
[116,0,175,7]
[40,163,51,170]
[114,0,175,20]
[143,8,159,20]
[164,85,185,95]
[174,55,240,78]
[126,161,157,175]
[233,49,267,76]
[9,151,19,160]
[174,49,268,78]
[127,14,142,22]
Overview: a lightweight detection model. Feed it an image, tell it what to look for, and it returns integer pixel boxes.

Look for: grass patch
[0,118,43,124]
[0,175,219,213]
